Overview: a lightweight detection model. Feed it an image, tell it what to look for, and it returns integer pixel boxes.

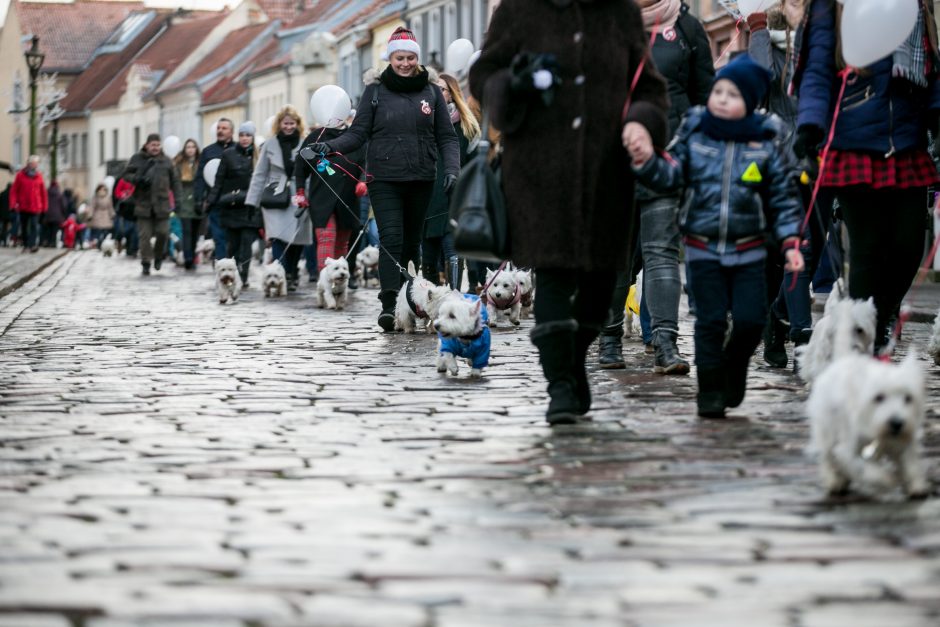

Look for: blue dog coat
[438,294,491,370]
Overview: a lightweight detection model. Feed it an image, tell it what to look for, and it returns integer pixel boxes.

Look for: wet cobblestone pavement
[1,250,939,626]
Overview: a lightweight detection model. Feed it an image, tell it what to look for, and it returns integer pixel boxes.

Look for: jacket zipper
[718,142,734,254]
[886,96,896,158]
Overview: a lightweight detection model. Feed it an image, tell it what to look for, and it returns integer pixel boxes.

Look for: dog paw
[905,478,931,499]
[469,368,483,378]
[487,321,497,328]
[510,318,520,326]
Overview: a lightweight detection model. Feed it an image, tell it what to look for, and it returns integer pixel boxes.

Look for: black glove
[443,174,458,194]
[793,125,824,160]
[510,52,560,106]
[299,143,330,162]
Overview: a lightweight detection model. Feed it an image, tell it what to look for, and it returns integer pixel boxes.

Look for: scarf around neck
[277,132,299,178]
[893,9,928,87]
[637,0,681,30]
[700,110,770,143]
[381,65,430,93]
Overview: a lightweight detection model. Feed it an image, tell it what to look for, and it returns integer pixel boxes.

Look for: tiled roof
[16,0,146,72]
[242,36,289,78]
[159,21,271,94]
[89,12,226,110]
[333,0,398,35]
[58,11,167,113]
[284,0,375,33]
[256,0,305,22]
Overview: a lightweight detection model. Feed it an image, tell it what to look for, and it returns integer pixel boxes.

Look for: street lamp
[24,36,45,156]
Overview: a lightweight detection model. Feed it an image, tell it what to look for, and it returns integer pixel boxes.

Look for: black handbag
[218,189,247,207]
[449,114,509,263]
[260,181,290,209]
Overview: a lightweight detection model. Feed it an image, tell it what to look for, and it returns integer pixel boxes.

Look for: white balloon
[737,0,777,15]
[841,0,918,68]
[162,135,181,157]
[445,38,475,75]
[202,158,221,187]
[265,115,276,134]
[309,85,352,129]
[254,134,264,147]
[466,50,482,74]
[103,175,115,191]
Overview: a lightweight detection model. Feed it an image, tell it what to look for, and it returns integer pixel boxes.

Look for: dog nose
[888,416,905,435]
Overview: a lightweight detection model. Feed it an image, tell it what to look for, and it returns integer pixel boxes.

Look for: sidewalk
[0,246,70,299]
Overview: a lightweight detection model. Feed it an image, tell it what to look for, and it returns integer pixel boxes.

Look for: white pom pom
[532,69,553,90]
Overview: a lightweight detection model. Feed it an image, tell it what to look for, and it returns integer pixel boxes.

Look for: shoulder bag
[449,112,510,262]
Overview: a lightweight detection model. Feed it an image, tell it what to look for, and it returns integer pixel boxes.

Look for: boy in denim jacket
[625,54,805,418]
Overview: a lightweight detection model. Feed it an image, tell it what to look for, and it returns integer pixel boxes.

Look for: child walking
[626,54,805,418]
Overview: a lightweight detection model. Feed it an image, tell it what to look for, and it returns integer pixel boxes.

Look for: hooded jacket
[11,168,47,215]
[121,149,184,219]
[210,142,261,230]
[633,106,803,253]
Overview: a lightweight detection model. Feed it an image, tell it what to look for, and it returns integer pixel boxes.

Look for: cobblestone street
[1,250,939,626]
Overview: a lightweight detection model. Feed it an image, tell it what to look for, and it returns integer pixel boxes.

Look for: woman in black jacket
[295,120,367,274]
[209,122,261,286]
[305,27,460,331]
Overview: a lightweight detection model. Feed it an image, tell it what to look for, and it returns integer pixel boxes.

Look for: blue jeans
[19,213,39,249]
[639,195,682,336]
[304,243,318,277]
[207,208,227,260]
[115,217,139,255]
[271,239,303,280]
[689,259,767,370]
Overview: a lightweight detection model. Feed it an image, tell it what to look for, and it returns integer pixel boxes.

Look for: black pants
[838,186,927,336]
[226,227,256,282]
[535,268,616,329]
[368,180,434,296]
[181,217,203,266]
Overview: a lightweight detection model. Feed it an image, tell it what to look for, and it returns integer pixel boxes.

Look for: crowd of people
[3,0,938,427]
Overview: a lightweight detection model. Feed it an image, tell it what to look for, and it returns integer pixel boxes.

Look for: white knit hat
[382,26,420,61]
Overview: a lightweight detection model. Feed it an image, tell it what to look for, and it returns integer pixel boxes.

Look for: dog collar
[484,282,521,310]
[404,277,429,319]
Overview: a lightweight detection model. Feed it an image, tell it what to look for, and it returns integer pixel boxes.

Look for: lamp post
[24,36,45,157]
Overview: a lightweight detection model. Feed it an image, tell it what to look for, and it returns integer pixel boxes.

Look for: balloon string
[715,18,745,66]
[787,67,852,293]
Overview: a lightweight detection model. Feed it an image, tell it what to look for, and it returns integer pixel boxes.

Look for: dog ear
[486,268,493,278]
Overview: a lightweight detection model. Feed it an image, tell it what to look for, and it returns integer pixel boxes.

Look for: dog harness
[404,277,429,319]
[438,294,491,370]
[482,280,522,310]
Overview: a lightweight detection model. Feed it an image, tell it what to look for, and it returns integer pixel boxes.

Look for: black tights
[534,268,616,329]
[838,186,927,336]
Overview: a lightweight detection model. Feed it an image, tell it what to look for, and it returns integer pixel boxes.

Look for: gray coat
[246,136,312,245]
[121,150,184,219]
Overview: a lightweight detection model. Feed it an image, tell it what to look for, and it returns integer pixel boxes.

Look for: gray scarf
[893,11,927,87]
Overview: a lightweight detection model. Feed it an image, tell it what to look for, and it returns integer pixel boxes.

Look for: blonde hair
[271,105,306,138]
[440,73,481,144]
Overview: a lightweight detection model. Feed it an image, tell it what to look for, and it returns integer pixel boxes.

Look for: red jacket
[10,168,48,214]
[61,215,86,249]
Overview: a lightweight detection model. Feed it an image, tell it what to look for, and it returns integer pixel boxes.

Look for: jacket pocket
[841,85,874,111]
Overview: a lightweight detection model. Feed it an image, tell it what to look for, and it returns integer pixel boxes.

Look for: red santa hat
[383,26,420,62]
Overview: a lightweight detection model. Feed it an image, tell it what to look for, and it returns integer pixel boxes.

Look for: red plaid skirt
[820,149,940,189]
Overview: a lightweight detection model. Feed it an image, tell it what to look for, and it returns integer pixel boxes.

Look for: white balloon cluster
[162,135,181,157]
[309,85,352,129]
[840,0,918,69]
[445,38,481,77]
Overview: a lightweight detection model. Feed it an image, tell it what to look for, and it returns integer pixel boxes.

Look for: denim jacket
[633,107,803,255]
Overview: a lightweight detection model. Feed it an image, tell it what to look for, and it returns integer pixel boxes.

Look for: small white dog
[623,269,644,338]
[262,260,287,298]
[356,245,380,288]
[215,258,242,304]
[100,234,116,257]
[317,256,350,310]
[808,352,929,498]
[395,275,451,333]
[483,267,522,327]
[196,237,216,266]
[796,284,876,383]
[926,308,940,365]
[514,268,535,319]
[434,292,491,378]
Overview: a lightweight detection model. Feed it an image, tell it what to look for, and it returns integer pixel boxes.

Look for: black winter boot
[697,367,726,419]
[651,330,690,375]
[531,320,580,425]
[573,324,602,415]
[762,312,788,368]
[141,262,150,276]
[597,334,626,369]
[377,290,397,332]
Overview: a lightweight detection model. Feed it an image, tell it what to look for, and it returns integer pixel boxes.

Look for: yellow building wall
[0,2,28,187]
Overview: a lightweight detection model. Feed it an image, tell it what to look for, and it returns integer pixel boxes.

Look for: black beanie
[714,54,772,114]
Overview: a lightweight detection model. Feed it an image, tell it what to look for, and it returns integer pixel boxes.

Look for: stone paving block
[0,614,71,627]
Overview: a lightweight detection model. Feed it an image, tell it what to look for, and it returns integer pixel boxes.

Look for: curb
[0,250,70,300]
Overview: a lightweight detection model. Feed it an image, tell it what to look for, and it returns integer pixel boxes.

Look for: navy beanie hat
[714,54,772,114]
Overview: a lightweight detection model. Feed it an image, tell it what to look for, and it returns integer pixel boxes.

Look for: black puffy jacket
[209,143,261,230]
[296,127,366,230]
[655,6,715,137]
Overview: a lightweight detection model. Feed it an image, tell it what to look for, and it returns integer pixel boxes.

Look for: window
[70,133,77,168]
[13,137,22,169]
[112,129,119,160]
[61,135,69,166]
[134,126,140,151]
[99,130,105,165]
[81,133,88,167]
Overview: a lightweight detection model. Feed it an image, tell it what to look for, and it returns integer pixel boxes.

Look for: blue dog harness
[438,294,491,370]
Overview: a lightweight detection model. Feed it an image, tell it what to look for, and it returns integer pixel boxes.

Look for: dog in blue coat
[433,292,491,378]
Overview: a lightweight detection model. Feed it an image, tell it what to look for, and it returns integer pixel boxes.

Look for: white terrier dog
[796,284,876,383]
[514,268,535,319]
[395,275,451,333]
[483,267,522,327]
[215,258,242,304]
[317,256,350,310]
[100,234,116,257]
[196,237,216,266]
[434,292,491,378]
[262,260,287,298]
[356,245,380,288]
[926,308,940,365]
[623,269,644,339]
[808,352,929,498]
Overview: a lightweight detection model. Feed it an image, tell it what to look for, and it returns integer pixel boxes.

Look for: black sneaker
[141,262,150,276]
[153,257,162,271]
[762,314,789,368]
[378,311,395,332]
[287,278,299,292]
